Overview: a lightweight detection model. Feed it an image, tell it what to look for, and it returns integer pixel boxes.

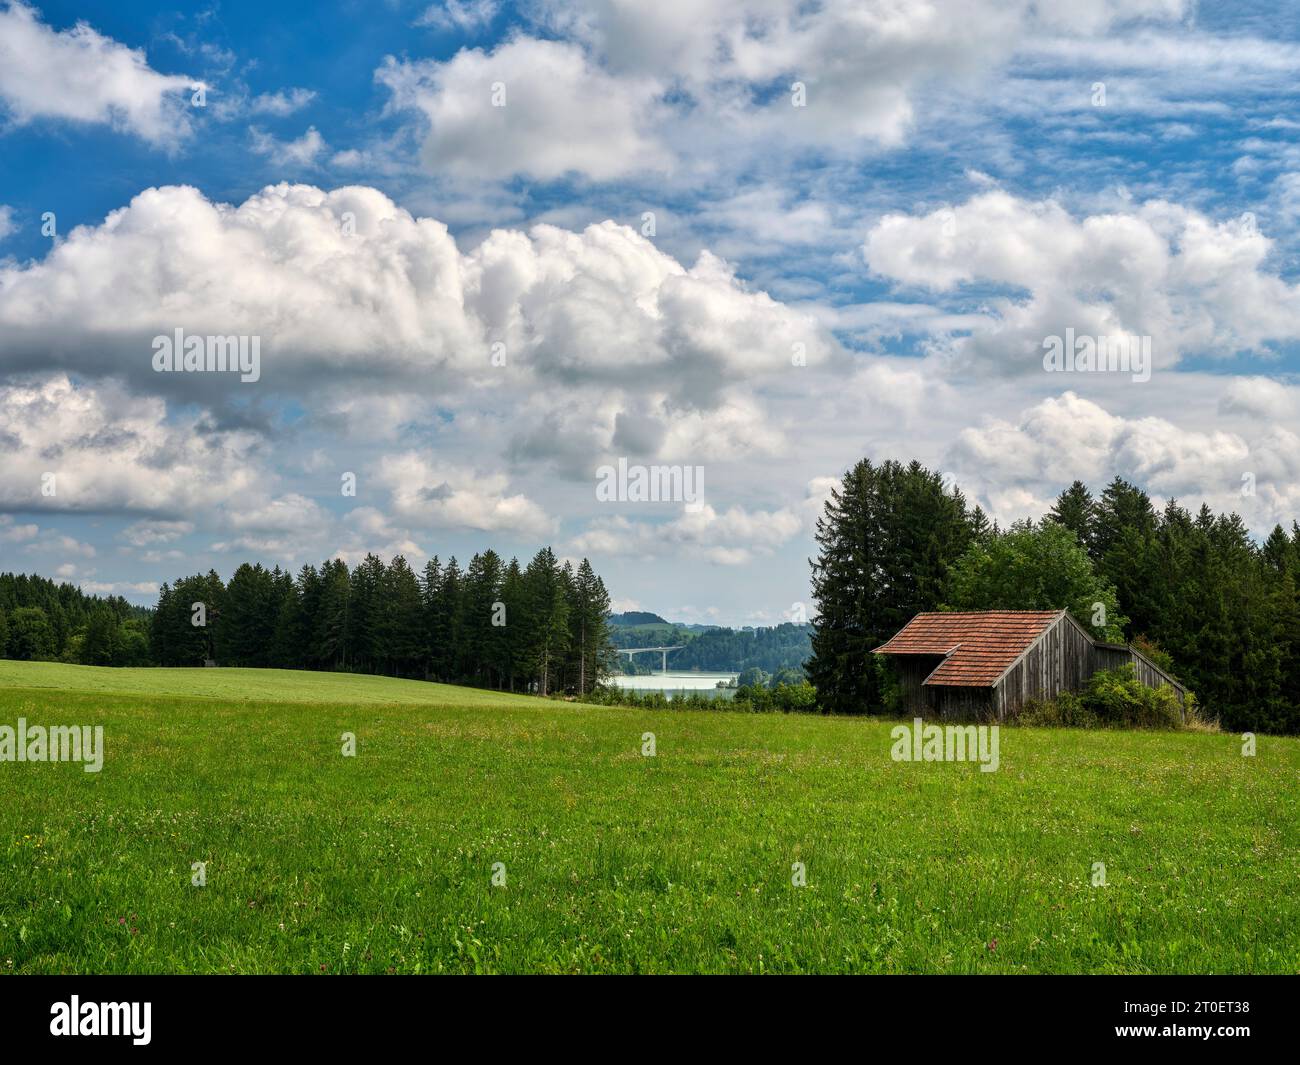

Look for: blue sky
[3,0,1300,624]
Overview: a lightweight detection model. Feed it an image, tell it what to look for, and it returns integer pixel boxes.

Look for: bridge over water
[617,646,686,672]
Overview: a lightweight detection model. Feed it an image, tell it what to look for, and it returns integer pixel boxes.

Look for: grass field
[1,660,1297,974]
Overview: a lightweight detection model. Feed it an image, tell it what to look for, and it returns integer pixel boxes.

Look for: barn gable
[874,610,1188,721]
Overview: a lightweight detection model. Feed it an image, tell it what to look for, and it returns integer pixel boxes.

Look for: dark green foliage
[523,548,570,696]
[609,611,669,626]
[81,608,122,666]
[566,558,613,695]
[807,459,972,714]
[2,544,612,699]
[7,606,55,660]
[151,571,225,666]
[139,548,613,698]
[944,519,1127,640]
[1046,480,1096,557]
[0,571,147,665]
[219,563,277,668]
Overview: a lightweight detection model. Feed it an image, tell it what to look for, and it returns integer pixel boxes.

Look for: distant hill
[608,614,813,677]
[609,611,670,627]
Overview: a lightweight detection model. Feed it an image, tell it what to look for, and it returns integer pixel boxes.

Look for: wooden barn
[872,609,1187,721]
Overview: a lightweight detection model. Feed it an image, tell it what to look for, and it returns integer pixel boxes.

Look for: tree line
[0,547,615,698]
[150,548,615,695]
[808,458,1300,734]
[0,572,151,666]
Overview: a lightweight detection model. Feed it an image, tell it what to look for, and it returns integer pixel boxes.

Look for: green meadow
[1,660,1297,974]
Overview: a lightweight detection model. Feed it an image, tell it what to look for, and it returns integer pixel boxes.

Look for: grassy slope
[1,661,1297,974]
[0,660,542,707]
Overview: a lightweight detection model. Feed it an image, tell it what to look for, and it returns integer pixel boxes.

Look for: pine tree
[420,557,442,679]
[294,564,323,669]
[437,558,465,682]
[271,578,307,669]
[1269,570,1300,734]
[523,547,569,696]
[81,608,121,666]
[1263,524,1293,573]
[347,554,387,673]
[808,460,885,714]
[498,557,526,691]
[1095,479,1159,638]
[1047,480,1096,558]
[463,551,505,686]
[383,555,426,678]
[568,558,612,695]
[315,560,351,670]
[220,563,276,667]
[807,459,971,714]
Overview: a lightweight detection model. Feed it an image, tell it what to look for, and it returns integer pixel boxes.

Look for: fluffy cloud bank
[376,38,669,181]
[0,182,833,410]
[378,0,1194,180]
[863,191,1300,376]
[946,390,1300,531]
[376,451,554,538]
[570,502,802,566]
[0,2,198,145]
[0,374,260,515]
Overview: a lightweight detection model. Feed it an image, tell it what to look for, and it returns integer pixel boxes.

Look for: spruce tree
[1047,480,1097,558]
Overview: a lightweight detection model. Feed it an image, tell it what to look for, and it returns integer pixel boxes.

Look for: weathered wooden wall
[1091,644,1132,673]
[929,685,995,721]
[893,656,940,712]
[893,658,995,719]
[991,615,1095,720]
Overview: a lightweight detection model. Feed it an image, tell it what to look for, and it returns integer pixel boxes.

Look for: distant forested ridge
[0,571,152,666]
[671,623,811,674]
[610,618,812,676]
[609,611,669,626]
[809,458,1300,734]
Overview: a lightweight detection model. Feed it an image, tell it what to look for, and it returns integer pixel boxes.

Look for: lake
[609,671,739,700]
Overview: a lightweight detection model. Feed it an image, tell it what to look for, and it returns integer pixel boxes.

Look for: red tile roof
[872,610,1064,687]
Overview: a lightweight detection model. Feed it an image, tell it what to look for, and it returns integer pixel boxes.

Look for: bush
[1084,664,1183,728]
[1016,691,1100,729]
[1014,665,1188,730]
[733,681,818,713]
